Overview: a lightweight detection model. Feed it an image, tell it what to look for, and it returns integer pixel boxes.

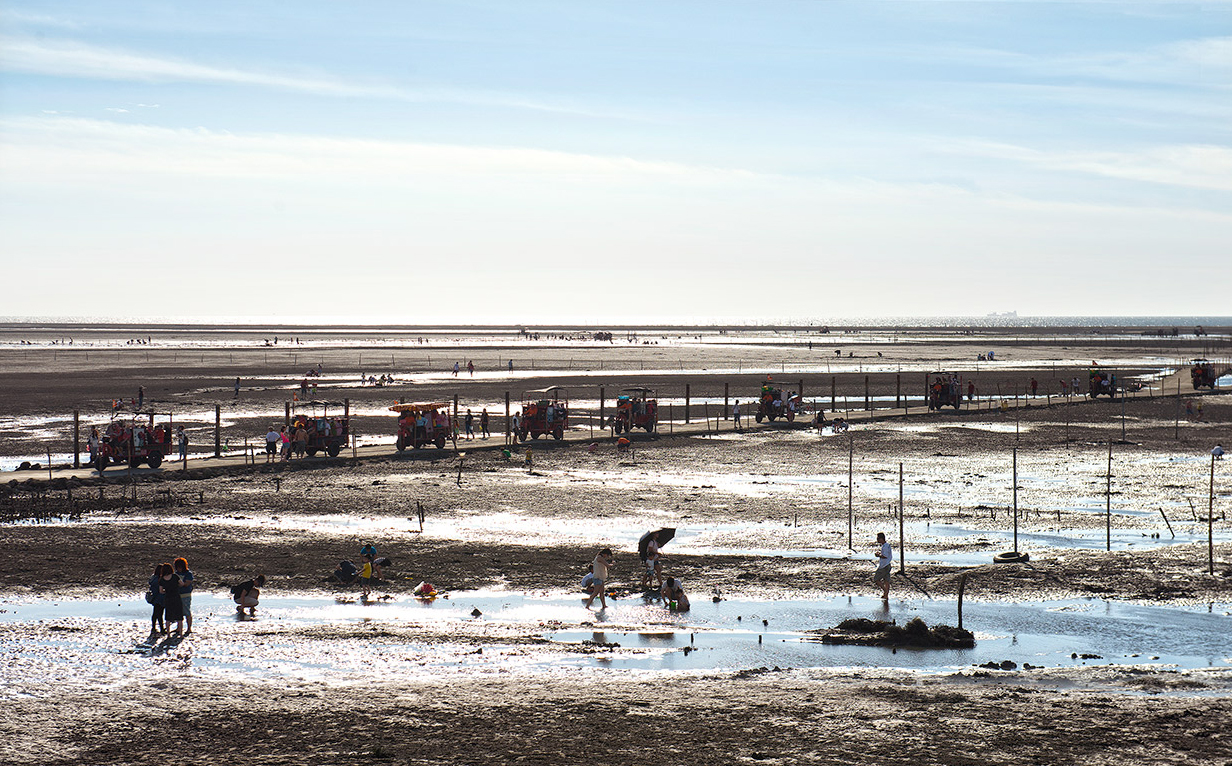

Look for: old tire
[146,450,163,469]
[435,436,446,449]
[993,551,1030,564]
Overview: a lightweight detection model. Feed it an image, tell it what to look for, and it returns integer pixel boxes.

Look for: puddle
[1,592,1228,685]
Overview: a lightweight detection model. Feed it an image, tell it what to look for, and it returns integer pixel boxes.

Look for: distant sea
[2,316,1231,330]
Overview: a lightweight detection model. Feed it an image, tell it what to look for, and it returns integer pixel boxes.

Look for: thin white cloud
[0,36,630,118]
[949,139,1232,192]
[0,116,741,182]
[104,107,128,113]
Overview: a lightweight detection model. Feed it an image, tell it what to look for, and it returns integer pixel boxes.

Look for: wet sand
[1,326,1230,764]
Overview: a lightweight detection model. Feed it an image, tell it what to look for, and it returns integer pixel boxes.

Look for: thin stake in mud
[847,432,854,551]
[898,462,905,575]
[1209,454,1216,575]
[1106,440,1113,551]
[1013,446,1018,555]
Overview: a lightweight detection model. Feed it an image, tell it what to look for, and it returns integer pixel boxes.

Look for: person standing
[87,426,100,465]
[280,426,291,461]
[467,360,474,376]
[148,563,166,636]
[583,548,616,610]
[137,386,145,409]
[176,426,188,463]
[1030,378,1038,397]
[359,555,375,599]
[234,377,241,398]
[480,409,490,439]
[874,532,892,601]
[294,424,308,459]
[641,531,663,592]
[508,359,513,373]
[160,562,185,637]
[174,557,194,636]
[732,400,741,431]
[453,361,460,377]
[465,409,475,440]
[265,426,279,463]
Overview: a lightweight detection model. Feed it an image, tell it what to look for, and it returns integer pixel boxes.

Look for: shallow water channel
[2,591,1228,688]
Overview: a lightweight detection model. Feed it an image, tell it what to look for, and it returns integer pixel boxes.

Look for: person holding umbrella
[638,528,674,593]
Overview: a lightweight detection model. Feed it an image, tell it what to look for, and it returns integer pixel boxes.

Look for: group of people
[582,531,691,613]
[462,408,491,440]
[146,561,267,634]
[331,544,392,598]
[146,558,195,637]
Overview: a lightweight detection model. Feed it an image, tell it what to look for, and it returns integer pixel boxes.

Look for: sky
[1,1,1229,323]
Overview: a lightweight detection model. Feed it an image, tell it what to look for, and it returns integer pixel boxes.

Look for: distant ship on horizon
[986,310,1018,318]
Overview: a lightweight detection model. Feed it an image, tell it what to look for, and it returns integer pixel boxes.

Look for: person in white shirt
[265,428,280,463]
[874,532,892,600]
[583,548,615,610]
[732,400,741,431]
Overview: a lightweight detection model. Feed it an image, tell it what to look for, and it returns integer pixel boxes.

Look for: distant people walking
[1030,378,1038,397]
[732,400,741,430]
[583,548,616,610]
[453,361,460,377]
[467,360,474,376]
[508,359,513,373]
[137,386,145,409]
[174,557,194,635]
[234,377,241,398]
[231,574,265,615]
[874,532,892,600]
[465,409,475,440]
[176,426,188,462]
[160,562,185,637]
[148,563,166,635]
[480,409,490,438]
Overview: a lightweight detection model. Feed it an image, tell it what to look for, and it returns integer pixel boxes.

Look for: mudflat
[1,325,1229,764]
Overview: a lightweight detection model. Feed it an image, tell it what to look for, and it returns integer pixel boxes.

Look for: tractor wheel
[306,447,319,457]
[953,401,961,411]
[146,450,163,469]
[553,427,563,440]
[645,422,655,433]
[613,421,623,435]
[532,431,542,440]
[435,436,446,449]
[755,413,763,423]
[96,455,108,472]
[327,444,340,458]
[786,412,795,423]
[413,439,422,450]
[396,437,406,452]
[767,414,776,422]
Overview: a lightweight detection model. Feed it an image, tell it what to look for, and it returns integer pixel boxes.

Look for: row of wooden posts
[66,370,1195,469]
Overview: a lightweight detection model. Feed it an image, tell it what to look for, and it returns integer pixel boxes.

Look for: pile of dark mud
[811,617,975,649]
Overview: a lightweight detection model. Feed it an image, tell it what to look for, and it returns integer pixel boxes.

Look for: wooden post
[724,382,729,420]
[669,404,673,433]
[898,462,905,574]
[956,572,968,630]
[214,404,221,458]
[599,387,605,430]
[895,375,900,409]
[284,401,290,427]
[344,398,350,421]
[864,376,870,410]
[1175,376,1181,439]
[73,410,80,469]
[798,379,804,402]
[685,384,691,424]
[831,376,836,412]
[505,391,511,445]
